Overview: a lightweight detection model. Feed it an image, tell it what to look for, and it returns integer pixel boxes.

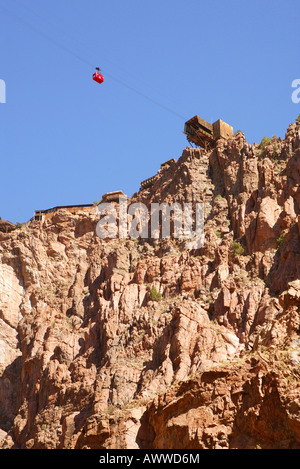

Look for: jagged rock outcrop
[0,119,300,449]
[137,358,300,449]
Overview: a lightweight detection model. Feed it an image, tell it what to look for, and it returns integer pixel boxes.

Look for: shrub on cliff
[232,241,244,257]
[277,232,286,247]
[149,287,162,302]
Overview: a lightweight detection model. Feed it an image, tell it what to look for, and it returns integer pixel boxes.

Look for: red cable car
[93,67,104,84]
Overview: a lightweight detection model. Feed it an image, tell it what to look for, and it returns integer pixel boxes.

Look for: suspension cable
[0,1,186,121]
[12,0,184,112]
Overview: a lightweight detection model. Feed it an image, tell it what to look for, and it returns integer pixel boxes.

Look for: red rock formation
[0,119,300,449]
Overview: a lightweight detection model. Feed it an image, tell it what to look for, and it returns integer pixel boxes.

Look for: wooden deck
[184,115,233,149]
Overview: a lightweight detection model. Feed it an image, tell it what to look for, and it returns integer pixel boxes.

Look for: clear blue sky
[0,0,299,223]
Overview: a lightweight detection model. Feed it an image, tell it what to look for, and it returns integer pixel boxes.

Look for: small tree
[259,136,272,150]
[296,115,300,123]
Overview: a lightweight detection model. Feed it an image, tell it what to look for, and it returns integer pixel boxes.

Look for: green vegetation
[93,199,103,205]
[16,222,23,228]
[277,232,286,247]
[215,194,223,200]
[259,136,272,150]
[296,115,300,122]
[215,230,222,238]
[271,144,280,160]
[232,241,244,257]
[148,286,162,302]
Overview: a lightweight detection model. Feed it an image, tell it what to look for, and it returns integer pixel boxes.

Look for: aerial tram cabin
[93,70,104,84]
[93,72,104,84]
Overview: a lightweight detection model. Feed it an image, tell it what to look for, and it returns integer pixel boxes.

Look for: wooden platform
[184,116,214,149]
[184,116,233,149]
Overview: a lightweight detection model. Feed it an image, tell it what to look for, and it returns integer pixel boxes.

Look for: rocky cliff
[0,119,300,449]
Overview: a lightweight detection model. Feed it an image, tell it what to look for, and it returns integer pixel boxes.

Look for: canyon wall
[0,120,300,449]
